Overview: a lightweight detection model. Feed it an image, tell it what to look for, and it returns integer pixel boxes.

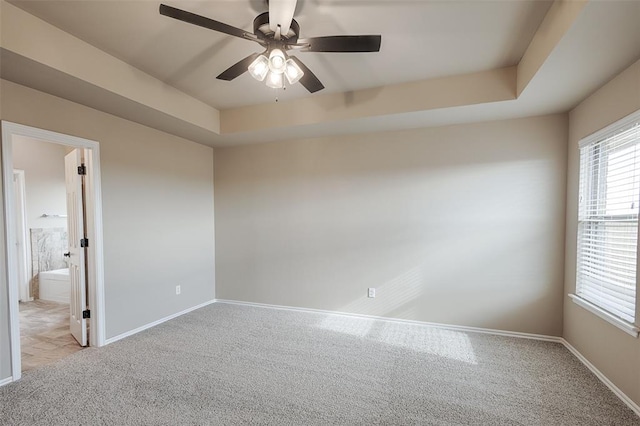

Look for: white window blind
[577,114,640,324]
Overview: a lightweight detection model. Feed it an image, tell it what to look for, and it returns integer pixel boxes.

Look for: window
[576,111,640,331]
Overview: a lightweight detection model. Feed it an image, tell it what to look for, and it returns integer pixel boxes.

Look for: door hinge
[77,164,87,175]
[80,238,89,248]
[82,310,90,319]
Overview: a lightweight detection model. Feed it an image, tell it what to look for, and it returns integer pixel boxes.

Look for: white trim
[569,294,639,337]
[2,126,22,381]
[1,121,107,382]
[578,109,640,149]
[0,376,14,387]
[104,300,216,345]
[214,299,563,343]
[82,146,107,348]
[562,338,640,417]
[12,170,31,302]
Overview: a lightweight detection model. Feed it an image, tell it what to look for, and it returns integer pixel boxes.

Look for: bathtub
[39,268,70,304]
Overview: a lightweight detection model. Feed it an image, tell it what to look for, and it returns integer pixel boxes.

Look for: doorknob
[64,252,71,257]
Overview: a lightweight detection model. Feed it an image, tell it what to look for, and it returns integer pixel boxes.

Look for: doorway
[2,121,106,382]
[13,140,84,371]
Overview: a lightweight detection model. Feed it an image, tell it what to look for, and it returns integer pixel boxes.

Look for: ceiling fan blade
[298,35,382,53]
[269,0,297,35]
[217,52,262,81]
[160,4,250,40]
[289,57,324,93]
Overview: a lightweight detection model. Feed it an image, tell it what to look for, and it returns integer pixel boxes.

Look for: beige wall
[12,136,68,230]
[215,114,568,336]
[0,79,216,381]
[564,59,640,406]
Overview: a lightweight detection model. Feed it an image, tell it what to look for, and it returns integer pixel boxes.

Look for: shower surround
[30,227,68,299]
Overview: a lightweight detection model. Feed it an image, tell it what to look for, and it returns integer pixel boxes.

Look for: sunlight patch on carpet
[316,315,375,338]
[374,322,478,364]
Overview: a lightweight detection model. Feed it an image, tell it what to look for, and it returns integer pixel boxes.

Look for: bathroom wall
[12,136,69,298]
[29,228,68,299]
[12,135,68,230]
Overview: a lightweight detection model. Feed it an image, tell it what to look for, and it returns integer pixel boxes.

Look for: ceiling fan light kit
[265,70,284,89]
[159,2,382,94]
[284,58,304,85]
[248,50,304,88]
[268,49,286,73]
[248,55,270,81]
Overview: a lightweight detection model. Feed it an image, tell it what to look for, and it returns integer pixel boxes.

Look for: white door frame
[2,121,106,382]
[12,169,31,302]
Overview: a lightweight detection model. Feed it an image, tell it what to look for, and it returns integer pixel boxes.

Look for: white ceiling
[3,0,640,147]
[8,0,552,109]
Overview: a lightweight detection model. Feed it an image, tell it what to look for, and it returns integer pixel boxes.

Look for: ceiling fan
[159,0,382,93]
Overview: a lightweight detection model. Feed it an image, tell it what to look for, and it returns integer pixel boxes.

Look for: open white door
[65,149,88,346]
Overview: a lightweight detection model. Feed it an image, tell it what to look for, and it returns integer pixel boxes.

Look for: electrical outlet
[368,288,376,298]
[176,285,181,295]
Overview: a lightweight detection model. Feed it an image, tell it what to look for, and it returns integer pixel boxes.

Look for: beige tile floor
[19,300,85,372]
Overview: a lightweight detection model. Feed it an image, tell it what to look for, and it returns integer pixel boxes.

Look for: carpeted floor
[1,302,638,425]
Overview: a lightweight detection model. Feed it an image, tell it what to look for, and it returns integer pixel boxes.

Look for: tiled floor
[19,300,84,372]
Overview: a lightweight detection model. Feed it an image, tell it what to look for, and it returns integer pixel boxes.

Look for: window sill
[569,294,639,338]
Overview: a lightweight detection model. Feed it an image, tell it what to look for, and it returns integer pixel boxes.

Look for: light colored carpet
[1,302,638,425]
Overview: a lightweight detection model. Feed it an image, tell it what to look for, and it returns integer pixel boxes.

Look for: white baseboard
[561,339,640,417]
[104,300,215,345]
[0,376,14,387]
[215,299,639,418]
[214,299,564,343]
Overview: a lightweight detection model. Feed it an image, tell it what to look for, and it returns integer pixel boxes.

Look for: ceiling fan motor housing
[253,12,300,44]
